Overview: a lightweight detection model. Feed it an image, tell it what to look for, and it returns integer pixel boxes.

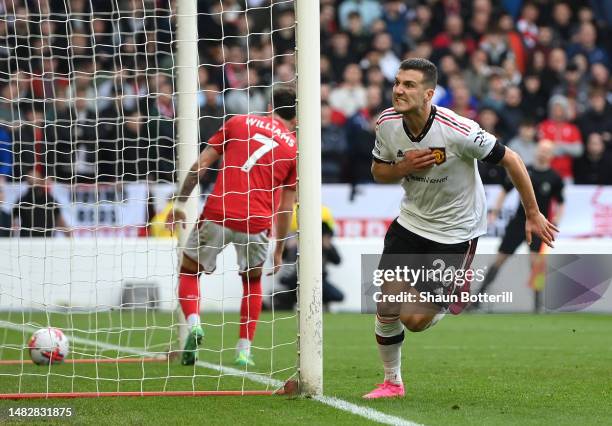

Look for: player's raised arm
[167,145,221,229]
[497,147,559,247]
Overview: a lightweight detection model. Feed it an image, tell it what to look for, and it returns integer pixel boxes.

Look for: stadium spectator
[272,9,295,56]
[550,2,573,42]
[329,63,367,118]
[520,73,548,122]
[225,68,267,115]
[12,102,43,181]
[371,32,401,82]
[120,111,150,182]
[433,15,470,54]
[517,2,539,49]
[381,1,412,47]
[346,11,371,62]
[338,0,382,31]
[538,95,583,180]
[567,22,609,68]
[325,32,354,81]
[577,90,612,144]
[450,84,478,121]
[541,47,569,96]
[12,169,71,237]
[321,102,348,183]
[199,83,224,144]
[345,85,382,185]
[507,119,538,167]
[552,63,590,113]
[320,3,338,42]
[481,72,507,112]
[573,133,612,185]
[499,85,524,139]
[463,49,491,100]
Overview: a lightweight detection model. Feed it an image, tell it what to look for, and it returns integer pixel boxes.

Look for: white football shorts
[183,220,269,273]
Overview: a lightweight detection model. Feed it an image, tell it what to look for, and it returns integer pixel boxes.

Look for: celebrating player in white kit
[364,58,559,399]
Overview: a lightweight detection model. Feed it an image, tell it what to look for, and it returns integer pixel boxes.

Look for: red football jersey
[202,114,297,234]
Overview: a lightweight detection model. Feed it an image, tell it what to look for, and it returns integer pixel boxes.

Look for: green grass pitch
[0,312,610,425]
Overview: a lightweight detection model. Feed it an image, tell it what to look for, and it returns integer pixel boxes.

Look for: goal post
[175,0,200,351]
[295,0,323,397]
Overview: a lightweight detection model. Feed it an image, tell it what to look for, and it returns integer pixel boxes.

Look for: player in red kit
[168,87,297,366]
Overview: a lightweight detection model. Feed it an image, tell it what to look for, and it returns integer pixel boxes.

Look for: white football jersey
[372,105,497,244]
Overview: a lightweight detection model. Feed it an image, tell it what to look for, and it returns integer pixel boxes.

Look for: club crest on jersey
[430,147,446,165]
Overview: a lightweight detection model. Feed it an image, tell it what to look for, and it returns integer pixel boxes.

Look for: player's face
[392,69,433,114]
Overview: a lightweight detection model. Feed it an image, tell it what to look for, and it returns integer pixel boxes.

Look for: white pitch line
[1,321,421,426]
[314,395,422,426]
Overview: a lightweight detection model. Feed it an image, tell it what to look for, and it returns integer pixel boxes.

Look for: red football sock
[239,275,263,341]
[178,272,200,318]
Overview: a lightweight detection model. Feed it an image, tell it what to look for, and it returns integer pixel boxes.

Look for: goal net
[0,0,320,398]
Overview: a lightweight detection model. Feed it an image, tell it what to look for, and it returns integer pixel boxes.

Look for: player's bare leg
[178,255,205,365]
[235,265,264,367]
[364,283,443,399]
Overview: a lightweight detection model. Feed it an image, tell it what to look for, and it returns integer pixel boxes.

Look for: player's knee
[400,314,432,332]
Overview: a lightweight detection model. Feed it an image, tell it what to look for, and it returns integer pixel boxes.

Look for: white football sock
[187,314,200,328]
[236,338,251,355]
[375,317,404,385]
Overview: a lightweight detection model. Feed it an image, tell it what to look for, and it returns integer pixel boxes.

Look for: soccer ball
[28,328,70,365]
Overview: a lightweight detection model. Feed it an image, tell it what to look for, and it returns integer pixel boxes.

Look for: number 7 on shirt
[241,133,279,173]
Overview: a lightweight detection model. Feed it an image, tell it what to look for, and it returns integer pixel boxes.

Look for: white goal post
[295,0,323,396]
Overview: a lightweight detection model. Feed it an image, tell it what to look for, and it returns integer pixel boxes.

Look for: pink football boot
[363,381,405,399]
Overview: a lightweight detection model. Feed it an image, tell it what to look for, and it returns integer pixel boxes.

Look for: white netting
[0,0,298,396]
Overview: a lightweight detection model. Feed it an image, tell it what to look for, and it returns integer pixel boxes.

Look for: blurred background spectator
[0,0,609,188]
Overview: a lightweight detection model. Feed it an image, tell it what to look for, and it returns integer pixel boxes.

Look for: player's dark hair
[399,58,438,88]
[272,86,296,120]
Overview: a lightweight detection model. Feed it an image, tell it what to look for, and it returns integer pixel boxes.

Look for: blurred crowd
[318,0,612,184]
[0,0,610,187]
